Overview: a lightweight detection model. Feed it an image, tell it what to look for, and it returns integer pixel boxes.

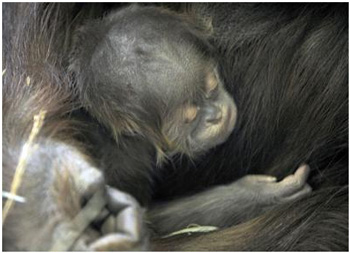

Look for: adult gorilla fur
[3,3,348,251]
[153,3,348,250]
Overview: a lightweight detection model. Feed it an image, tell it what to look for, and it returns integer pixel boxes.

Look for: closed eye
[207,84,219,98]
[205,72,219,97]
[184,105,199,123]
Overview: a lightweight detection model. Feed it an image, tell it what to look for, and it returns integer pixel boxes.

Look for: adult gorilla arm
[2,3,147,250]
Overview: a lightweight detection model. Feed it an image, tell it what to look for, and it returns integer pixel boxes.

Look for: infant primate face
[71,5,237,156]
[163,67,237,155]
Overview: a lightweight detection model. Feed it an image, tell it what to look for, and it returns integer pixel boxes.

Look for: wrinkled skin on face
[163,68,237,155]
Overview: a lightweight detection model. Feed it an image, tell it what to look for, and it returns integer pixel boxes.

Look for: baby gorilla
[71,5,237,157]
[70,5,311,250]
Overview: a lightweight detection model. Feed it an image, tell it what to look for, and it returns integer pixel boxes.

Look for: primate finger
[282,184,312,202]
[276,164,311,196]
[106,186,141,213]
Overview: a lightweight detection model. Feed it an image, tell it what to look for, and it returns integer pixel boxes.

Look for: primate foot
[88,187,148,251]
[50,162,148,251]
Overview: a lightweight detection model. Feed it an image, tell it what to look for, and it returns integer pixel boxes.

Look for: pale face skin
[164,67,237,155]
[188,69,237,152]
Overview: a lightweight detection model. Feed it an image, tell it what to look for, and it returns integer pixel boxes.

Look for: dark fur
[3,3,79,250]
[69,4,316,237]
[156,3,348,196]
[152,187,348,251]
[3,3,348,251]
[153,3,348,250]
